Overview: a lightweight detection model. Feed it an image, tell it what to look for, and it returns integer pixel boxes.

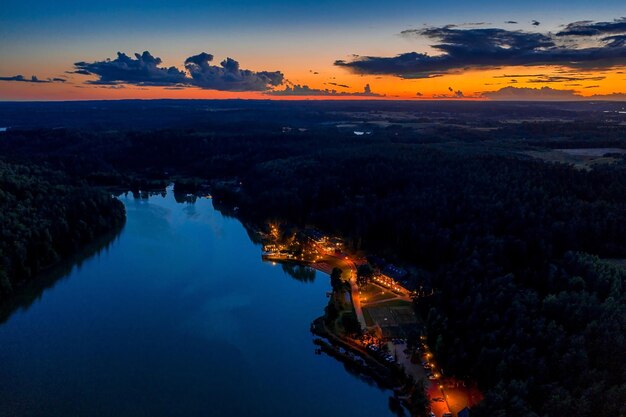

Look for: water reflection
[0,226,123,325]
[0,187,397,417]
[280,263,317,283]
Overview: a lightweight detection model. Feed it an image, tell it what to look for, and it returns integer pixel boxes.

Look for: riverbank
[0,223,125,324]
[0,162,126,305]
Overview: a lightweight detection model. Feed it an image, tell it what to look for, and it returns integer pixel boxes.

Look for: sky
[1,0,625,100]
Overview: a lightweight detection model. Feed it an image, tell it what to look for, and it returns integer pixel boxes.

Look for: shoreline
[310,315,423,414]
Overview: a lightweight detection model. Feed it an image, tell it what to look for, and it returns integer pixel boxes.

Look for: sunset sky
[1,0,625,100]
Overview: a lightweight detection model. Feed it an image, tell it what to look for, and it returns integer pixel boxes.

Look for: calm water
[0,189,396,417]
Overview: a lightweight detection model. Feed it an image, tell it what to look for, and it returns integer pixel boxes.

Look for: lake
[0,188,397,417]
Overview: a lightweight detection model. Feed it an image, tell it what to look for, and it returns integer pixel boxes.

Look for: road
[348,266,368,330]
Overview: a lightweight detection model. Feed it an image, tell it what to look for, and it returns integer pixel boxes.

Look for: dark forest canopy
[0,103,625,417]
[0,161,126,300]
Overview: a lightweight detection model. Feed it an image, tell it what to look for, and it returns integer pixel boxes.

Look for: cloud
[603,34,626,48]
[184,53,283,91]
[326,82,351,88]
[74,51,188,86]
[556,17,626,36]
[267,83,382,97]
[505,21,518,24]
[335,20,626,79]
[483,86,581,100]
[590,92,626,100]
[67,69,93,75]
[483,86,626,101]
[0,75,66,83]
[494,74,606,83]
[434,88,465,98]
[531,20,541,26]
[526,76,605,83]
[73,50,284,91]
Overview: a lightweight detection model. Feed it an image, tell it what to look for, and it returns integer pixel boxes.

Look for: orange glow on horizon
[1,65,624,101]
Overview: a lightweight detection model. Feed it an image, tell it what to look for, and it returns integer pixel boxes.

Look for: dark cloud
[184,53,283,91]
[335,21,626,79]
[505,21,518,24]
[557,18,626,36]
[416,92,423,96]
[0,75,66,83]
[433,89,465,99]
[74,51,187,86]
[526,75,605,83]
[67,69,92,75]
[267,83,382,97]
[73,50,284,91]
[432,87,465,99]
[603,34,626,48]
[494,73,553,78]
[494,73,606,84]
[483,86,626,101]
[326,82,351,88]
[531,20,541,26]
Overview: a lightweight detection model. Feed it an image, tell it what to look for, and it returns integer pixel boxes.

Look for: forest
[0,115,625,417]
[0,161,126,302]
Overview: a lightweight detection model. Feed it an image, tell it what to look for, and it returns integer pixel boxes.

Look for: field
[523,148,626,169]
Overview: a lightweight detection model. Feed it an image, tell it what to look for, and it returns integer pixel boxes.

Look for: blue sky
[1,0,625,100]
